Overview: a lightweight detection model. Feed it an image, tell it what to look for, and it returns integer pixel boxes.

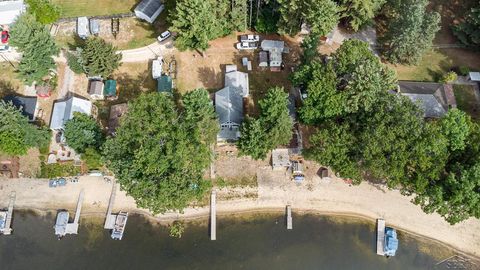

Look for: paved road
[0,40,175,64]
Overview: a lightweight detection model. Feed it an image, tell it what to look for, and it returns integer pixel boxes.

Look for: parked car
[1,31,9,44]
[157,31,171,42]
[236,41,258,50]
[240,34,259,42]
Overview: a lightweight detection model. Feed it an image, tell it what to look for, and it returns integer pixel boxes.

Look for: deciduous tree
[26,0,61,24]
[452,3,480,47]
[103,92,215,213]
[64,112,104,154]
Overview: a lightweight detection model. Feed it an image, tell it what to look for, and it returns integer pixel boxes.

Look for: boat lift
[54,189,84,238]
[104,180,128,240]
[0,191,15,235]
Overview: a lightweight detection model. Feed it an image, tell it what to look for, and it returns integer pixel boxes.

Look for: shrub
[440,71,458,83]
[169,221,185,238]
[459,66,471,76]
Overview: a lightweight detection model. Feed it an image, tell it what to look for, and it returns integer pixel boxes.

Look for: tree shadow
[0,79,18,98]
[196,66,223,91]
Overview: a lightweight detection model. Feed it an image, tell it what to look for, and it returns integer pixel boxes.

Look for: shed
[89,19,100,35]
[259,51,268,67]
[104,80,117,98]
[77,17,90,39]
[3,95,37,121]
[108,103,128,135]
[0,0,25,25]
[134,0,164,24]
[157,75,172,94]
[272,149,291,170]
[88,80,104,100]
[50,97,92,130]
[468,72,480,81]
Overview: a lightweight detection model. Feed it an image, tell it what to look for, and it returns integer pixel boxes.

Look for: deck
[1,191,15,235]
[376,219,385,256]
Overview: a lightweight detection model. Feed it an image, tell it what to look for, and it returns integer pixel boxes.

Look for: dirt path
[1,171,479,258]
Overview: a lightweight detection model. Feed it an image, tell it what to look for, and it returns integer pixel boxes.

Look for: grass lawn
[53,0,138,18]
[0,63,23,97]
[453,84,480,120]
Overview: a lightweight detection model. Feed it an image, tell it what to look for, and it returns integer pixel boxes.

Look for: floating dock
[376,218,386,256]
[286,205,292,230]
[104,181,128,240]
[210,191,216,240]
[55,190,84,238]
[0,192,15,235]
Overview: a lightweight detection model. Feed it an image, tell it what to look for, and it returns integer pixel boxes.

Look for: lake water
[0,211,459,270]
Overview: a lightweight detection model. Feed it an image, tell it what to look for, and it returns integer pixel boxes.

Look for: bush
[26,0,61,25]
[459,66,471,76]
[66,49,85,74]
[440,71,458,83]
[82,148,103,169]
[169,221,185,238]
[40,162,80,178]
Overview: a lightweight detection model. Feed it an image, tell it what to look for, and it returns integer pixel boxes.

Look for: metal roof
[134,0,162,18]
[104,80,117,97]
[3,95,37,121]
[88,80,104,95]
[157,75,172,93]
[224,65,249,97]
[469,72,480,81]
[50,97,92,130]
[215,86,243,126]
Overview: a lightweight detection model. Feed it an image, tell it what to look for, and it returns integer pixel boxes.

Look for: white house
[50,97,92,130]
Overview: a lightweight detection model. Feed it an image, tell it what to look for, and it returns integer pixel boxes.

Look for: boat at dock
[376,219,399,257]
[54,211,69,239]
[0,211,7,232]
[111,212,128,240]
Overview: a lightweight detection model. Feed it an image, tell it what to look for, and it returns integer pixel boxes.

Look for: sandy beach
[1,170,479,258]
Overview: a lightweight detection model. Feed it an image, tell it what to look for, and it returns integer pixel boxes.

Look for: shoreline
[2,176,480,260]
[13,204,480,261]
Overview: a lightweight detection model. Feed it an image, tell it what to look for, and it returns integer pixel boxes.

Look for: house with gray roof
[50,96,92,130]
[3,95,37,121]
[215,65,249,142]
[398,81,456,118]
[134,0,164,24]
[260,40,288,71]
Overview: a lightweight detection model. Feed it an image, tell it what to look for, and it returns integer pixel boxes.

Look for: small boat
[54,211,69,239]
[111,212,128,240]
[384,227,399,257]
[0,211,7,233]
[152,56,164,79]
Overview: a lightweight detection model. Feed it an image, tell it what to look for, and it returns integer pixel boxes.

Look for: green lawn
[53,0,138,18]
[453,84,480,120]
[0,63,22,97]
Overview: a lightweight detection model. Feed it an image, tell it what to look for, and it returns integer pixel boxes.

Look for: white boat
[54,211,69,238]
[111,212,128,240]
[0,211,7,233]
[152,56,164,79]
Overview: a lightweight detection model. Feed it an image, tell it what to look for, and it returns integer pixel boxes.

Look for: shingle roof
[398,81,454,118]
[3,95,37,121]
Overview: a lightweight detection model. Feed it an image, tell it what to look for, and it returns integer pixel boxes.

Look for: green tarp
[104,80,117,97]
[157,76,172,94]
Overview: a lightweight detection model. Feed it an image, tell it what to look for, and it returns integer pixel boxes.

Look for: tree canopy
[238,87,293,159]
[103,90,217,213]
[0,101,50,156]
[170,0,247,51]
[26,0,61,24]
[9,13,59,85]
[80,37,122,78]
[452,3,480,47]
[277,0,340,36]
[64,112,104,154]
[380,0,440,64]
[295,39,480,224]
[339,0,386,31]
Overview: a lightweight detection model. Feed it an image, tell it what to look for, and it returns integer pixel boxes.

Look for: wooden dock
[210,191,216,240]
[1,192,15,235]
[104,181,117,230]
[65,190,84,234]
[376,218,385,256]
[286,205,292,230]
